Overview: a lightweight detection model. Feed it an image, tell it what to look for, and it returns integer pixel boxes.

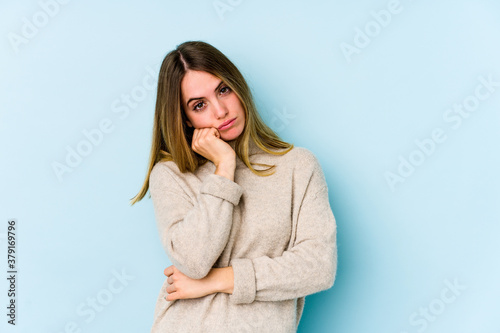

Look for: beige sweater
[149,138,337,332]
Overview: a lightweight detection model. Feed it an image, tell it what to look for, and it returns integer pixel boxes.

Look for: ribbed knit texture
[149,139,337,332]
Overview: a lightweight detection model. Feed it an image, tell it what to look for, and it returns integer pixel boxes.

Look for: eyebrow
[186,80,225,107]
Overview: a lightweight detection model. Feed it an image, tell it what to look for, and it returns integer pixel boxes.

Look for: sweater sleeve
[228,152,337,304]
[149,163,244,280]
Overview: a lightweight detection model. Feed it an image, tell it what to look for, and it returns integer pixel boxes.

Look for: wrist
[209,267,234,295]
[214,160,236,181]
[216,158,236,169]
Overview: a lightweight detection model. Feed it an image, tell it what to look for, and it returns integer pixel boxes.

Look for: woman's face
[181,70,245,141]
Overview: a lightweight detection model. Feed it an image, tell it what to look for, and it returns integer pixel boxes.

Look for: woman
[130,40,337,332]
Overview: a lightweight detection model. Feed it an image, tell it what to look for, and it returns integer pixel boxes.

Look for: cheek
[189,113,212,128]
[229,96,245,115]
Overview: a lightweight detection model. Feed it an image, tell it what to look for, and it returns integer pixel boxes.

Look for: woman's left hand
[163,265,218,301]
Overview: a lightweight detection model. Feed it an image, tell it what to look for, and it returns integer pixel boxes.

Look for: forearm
[207,266,234,295]
[214,159,236,181]
[150,164,243,280]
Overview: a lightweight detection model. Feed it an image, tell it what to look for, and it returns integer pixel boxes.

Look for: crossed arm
[152,159,238,301]
[162,265,234,301]
[150,151,336,304]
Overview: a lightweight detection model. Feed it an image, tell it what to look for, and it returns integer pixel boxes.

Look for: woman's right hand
[191,127,235,166]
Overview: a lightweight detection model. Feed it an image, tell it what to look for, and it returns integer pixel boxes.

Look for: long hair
[130,40,293,205]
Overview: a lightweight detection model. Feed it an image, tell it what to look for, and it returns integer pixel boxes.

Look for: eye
[220,86,231,94]
[193,101,205,111]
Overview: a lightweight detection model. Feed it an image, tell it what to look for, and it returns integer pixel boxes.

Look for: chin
[221,131,241,142]
[222,135,236,142]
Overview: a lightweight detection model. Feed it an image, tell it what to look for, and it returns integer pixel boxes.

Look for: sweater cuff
[200,174,244,206]
[228,258,256,304]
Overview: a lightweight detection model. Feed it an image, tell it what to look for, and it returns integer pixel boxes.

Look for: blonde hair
[130,41,293,205]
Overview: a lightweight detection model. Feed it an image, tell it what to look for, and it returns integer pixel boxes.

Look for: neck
[225,137,261,155]
[226,138,237,150]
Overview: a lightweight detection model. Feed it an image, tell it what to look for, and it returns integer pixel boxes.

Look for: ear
[185,119,193,128]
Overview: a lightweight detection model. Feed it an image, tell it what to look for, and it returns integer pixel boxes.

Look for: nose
[212,99,228,119]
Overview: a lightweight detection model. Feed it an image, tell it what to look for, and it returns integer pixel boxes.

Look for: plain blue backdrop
[1,0,499,332]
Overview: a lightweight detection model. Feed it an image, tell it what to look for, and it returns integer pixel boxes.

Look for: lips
[218,118,236,130]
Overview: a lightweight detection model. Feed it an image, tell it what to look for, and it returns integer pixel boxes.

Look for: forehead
[181,70,220,100]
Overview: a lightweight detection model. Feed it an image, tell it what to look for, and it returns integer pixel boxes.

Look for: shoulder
[150,160,176,179]
[288,145,316,159]
[149,160,185,189]
[286,146,322,170]
[285,146,328,189]
[287,146,330,198]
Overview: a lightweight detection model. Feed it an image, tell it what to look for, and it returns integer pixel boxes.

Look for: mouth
[218,118,236,130]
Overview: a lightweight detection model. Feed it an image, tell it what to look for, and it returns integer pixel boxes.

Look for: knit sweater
[149,138,337,333]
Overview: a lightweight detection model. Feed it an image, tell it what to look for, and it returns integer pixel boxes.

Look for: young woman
[130,40,337,332]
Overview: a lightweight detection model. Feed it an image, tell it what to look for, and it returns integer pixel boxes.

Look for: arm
[225,152,337,304]
[149,161,242,280]
[162,265,233,301]
[209,266,234,295]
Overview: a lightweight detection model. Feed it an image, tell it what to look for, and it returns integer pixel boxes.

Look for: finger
[197,128,208,141]
[164,266,173,276]
[191,129,199,150]
[193,128,200,142]
[166,291,179,301]
[201,127,217,142]
[166,283,176,293]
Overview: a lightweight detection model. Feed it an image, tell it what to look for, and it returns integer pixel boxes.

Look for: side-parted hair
[130,40,293,205]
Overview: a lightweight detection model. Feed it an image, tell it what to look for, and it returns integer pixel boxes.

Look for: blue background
[1,0,499,332]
